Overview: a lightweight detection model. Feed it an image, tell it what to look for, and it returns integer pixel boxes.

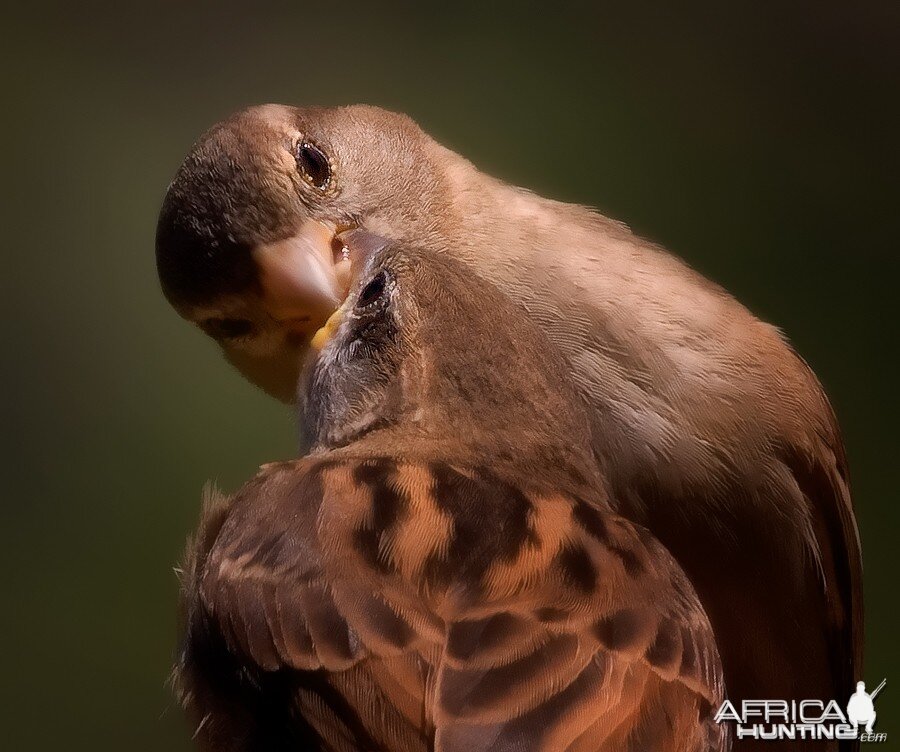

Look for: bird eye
[356,271,387,309]
[200,317,255,340]
[295,141,331,189]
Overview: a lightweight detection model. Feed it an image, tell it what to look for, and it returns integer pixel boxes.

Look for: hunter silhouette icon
[847,679,886,734]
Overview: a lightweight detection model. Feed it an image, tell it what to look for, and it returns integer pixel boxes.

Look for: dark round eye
[295,141,331,189]
[200,317,255,340]
[356,271,387,309]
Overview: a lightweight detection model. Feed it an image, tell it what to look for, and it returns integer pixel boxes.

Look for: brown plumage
[158,105,862,750]
[177,240,728,751]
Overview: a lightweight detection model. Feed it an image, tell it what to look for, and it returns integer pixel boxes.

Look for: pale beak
[252,223,389,342]
[252,219,352,334]
[308,231,392,351]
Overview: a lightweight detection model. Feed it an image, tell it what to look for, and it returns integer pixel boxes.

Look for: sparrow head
[302,231,596,478]
[156,104,455,401]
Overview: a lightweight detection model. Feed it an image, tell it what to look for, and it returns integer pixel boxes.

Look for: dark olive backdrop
[2,2,897,749]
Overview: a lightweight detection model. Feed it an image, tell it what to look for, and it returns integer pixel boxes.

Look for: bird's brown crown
[157,104,445,307]
[155,104,458,401]
[301,236,599,492]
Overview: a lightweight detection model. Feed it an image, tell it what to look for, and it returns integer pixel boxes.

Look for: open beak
[253,222,390,344]
[252,218,353,336]
[220,224,391,403]
[308,228,393,351]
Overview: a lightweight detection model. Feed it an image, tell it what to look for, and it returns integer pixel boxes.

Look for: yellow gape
[310,305,345,351]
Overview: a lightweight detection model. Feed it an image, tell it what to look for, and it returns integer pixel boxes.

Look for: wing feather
[178,458,728,751]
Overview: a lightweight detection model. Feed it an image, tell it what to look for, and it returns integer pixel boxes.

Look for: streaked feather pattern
[178,457,728,751]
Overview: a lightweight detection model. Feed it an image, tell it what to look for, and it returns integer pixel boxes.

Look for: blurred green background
[2,2,897,748]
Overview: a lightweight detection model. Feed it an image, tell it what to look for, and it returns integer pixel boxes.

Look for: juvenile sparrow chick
[158,106,861,744]
[178,233,728,752]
